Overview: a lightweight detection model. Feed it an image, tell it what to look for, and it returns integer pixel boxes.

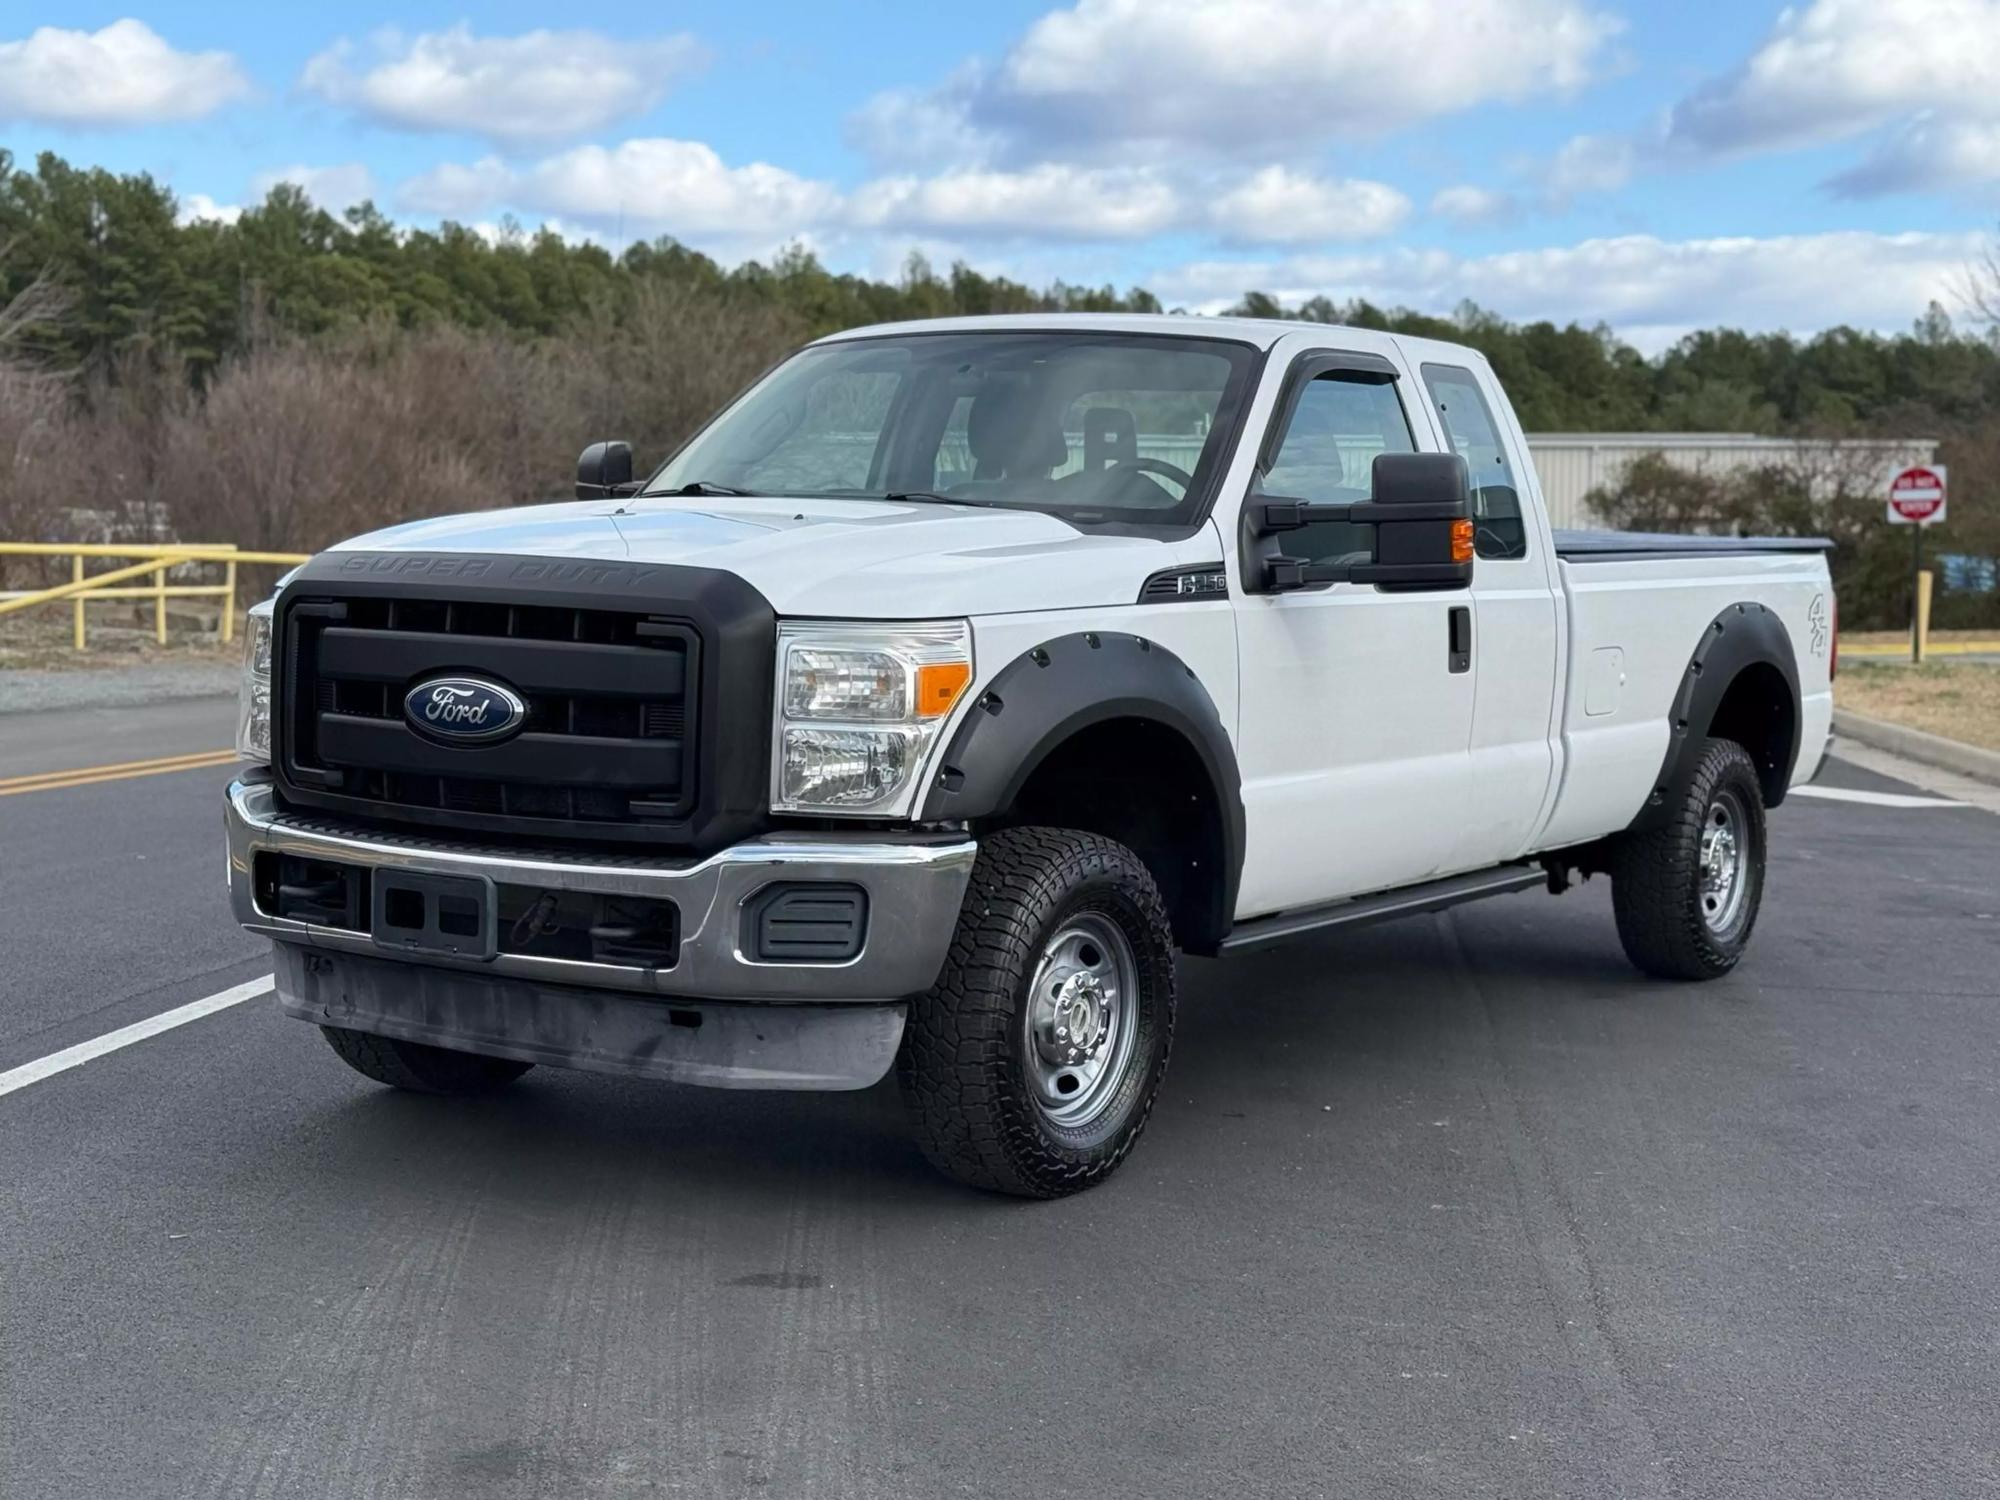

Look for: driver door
[1230,342,1476,917]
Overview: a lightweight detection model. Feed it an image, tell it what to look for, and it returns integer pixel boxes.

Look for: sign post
[1887,464,1947,663]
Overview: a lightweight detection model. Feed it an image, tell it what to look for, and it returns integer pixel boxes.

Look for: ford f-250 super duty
[227,314,1835,1197]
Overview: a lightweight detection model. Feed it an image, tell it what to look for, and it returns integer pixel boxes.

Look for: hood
[328,495,1218,617]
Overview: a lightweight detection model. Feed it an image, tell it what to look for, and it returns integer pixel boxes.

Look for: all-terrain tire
[1609,737,1768,981]
[320,1026,534,1094]
[897,827,1177,1198]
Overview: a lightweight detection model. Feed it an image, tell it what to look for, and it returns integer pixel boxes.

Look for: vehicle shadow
[227,902,1660,1218]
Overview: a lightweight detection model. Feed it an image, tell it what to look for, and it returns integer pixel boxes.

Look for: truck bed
[1532,531,1836,852]
[1553,529,1835,561]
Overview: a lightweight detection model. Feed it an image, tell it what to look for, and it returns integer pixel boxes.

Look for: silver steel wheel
[1023,912,1141,1129]
[1698,787,1750,934]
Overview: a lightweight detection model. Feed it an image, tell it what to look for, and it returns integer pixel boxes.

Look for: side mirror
[1240,452,1474,593]
[576,441,635,499]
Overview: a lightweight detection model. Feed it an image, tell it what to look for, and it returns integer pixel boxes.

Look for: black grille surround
[272,551,777,849]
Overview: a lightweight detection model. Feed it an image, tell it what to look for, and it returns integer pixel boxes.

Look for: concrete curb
[1832,709,2000,787]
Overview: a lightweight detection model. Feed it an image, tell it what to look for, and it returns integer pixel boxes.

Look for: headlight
[236,599,274,763]
[773,620,972,814]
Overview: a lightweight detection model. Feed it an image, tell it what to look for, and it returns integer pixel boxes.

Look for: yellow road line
[0,747,237,788]
[0,748,238,797]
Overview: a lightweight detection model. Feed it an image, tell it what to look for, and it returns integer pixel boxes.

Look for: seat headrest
[967,380,1070,477]
[1083,407,1137,471]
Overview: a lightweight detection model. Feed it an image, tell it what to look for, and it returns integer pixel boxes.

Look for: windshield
[644,330,1259,528]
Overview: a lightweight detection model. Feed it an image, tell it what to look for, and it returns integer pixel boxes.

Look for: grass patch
[1836,661,2000,751]
[1842,628,2000,648]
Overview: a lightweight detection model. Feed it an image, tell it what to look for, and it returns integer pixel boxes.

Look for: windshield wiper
[807,486,1001,509]
[876,490,1009,510]
[651,480,759,498]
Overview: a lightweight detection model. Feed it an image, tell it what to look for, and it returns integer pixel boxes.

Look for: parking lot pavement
[2,706,1996,1499]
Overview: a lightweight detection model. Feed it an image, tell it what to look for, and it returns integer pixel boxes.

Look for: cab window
[1420,364,1527,561]
[1261,370,1415,567]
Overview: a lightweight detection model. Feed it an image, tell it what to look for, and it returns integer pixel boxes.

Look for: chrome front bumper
[224,778,976,1001]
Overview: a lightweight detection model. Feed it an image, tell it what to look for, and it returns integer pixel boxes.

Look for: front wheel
[898,827,1177,1198]
[1609,737,1768,981]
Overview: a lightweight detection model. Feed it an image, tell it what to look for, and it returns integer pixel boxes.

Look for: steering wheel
[1106,456,1196,493]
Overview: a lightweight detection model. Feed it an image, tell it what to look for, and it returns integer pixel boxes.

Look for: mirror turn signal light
[916,661,972,718]
[1451,518,1475,564]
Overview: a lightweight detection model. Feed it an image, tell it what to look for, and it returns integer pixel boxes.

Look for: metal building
[1524,434,1940,530]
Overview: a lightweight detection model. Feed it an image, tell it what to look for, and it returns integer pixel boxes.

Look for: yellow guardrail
[0,543,312,649]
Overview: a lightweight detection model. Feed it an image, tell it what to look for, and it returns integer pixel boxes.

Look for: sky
[3,0,1999,352]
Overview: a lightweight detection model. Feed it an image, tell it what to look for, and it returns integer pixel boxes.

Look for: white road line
[0,974,274,1102]
[1791,785,1969,809]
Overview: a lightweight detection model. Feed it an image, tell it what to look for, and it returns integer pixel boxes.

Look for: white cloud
[1430,185,1519,228]
[398,140,835,241]
[850,165,1181,240]
[175,192,241,226]
[1545,133,1634,199]
[398,157,515,216]
[1004,0,1617,151]
[844,71,1001,169]
[1668,0,2000,159]
[854,0,1620,162]
[1208,167,1410,244]
[0,20,246,127]
[253,163,377,214]
[301,25,707,148]
[512,139,840,238]
[401,142,1419,247]
[1151,229,1984,352]
[1828,114,2000,199]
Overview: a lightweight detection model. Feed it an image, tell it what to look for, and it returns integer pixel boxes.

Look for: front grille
[280,593,697,838]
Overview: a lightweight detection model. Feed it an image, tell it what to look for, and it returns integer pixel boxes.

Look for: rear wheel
[1609,737,1767,981]
[898,827,1177,1198]
[320,1026,533,1095]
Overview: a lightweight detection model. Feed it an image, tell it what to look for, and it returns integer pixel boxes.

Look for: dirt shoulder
[1842,629,2000,648]
[1,613,239,713]
[1836,661,2000,752]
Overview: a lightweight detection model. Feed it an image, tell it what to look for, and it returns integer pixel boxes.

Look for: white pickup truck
[227,313,1835,1196]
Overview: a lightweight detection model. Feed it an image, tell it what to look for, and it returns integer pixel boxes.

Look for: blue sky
[5,1,1998,350]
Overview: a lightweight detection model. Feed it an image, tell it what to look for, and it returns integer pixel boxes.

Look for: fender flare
[919,632,1245,944]
[1630,600,1802,832]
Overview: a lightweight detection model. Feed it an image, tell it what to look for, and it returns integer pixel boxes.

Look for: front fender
[919,632,1245,935]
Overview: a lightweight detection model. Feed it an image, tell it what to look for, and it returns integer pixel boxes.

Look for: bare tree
[0,266,74,571]
[1957,225,2000,329]
[0,270,66,356]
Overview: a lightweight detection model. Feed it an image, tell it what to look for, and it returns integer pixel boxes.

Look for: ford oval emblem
[403,676,527,745]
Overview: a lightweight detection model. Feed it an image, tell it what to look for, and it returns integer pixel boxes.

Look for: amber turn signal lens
[1451,518,1475,564]
[915,661,972,718]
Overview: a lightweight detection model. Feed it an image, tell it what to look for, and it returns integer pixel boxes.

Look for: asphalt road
[3,696,1997,1499]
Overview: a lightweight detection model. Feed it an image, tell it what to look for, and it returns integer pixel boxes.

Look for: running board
[1219,865,1546,953]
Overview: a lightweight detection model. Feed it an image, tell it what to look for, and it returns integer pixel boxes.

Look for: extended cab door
[1409,354,1562,870]
[1228,338,1475,916]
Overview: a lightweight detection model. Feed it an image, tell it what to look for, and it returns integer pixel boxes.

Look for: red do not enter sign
[1888,464,1947,525]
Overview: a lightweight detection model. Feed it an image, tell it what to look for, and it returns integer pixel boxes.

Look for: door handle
[1448,605,1472,674]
